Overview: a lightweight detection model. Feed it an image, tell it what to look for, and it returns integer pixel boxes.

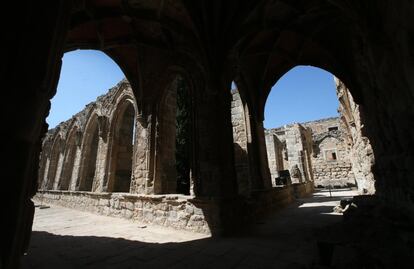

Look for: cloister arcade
[3,1,414,268]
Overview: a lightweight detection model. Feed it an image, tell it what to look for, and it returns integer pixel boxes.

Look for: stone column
[194,81,238,198]
[2,1,72,267]
[41,158,50,190]
[69,146,82,191]
[249,118,272,189]
[52,151,64,190]
[130,112,154,194]
[231,89,251,196]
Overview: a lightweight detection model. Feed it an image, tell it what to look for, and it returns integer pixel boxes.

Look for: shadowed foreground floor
[22,189,357,269]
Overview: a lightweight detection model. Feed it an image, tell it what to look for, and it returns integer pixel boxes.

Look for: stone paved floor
[22,188,358,269]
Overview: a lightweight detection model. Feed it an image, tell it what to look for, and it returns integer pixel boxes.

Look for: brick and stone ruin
[36,77,375,234]
[5,2,414,268]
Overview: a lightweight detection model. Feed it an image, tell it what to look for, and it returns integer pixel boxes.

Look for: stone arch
[313,132,343,157]
[106,94,137,193]
[78,112,100,191]
[45,133,64,190]
[38,137,53,190]
[58,122,80,190]
[154,77,178,194]
[153,73,194,195]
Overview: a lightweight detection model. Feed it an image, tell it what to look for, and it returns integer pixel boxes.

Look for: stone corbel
[136,112,148,128]
[136,103,153,129]
[75,130,82,147]
[98,115,109,140]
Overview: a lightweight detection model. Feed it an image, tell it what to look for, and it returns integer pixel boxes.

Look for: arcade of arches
[4,1,414,268]
[38,76,374,235]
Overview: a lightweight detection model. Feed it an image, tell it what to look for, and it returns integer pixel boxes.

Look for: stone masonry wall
[336,78,375,194]
[265,132,284,185]
[34,191,212,234]
[266,117,359,188]
[284,124,314,183]
[312,133,356,187]
[231,89,251,196]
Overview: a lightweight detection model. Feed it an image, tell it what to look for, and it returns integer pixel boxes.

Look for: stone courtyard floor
[22,188,358,269]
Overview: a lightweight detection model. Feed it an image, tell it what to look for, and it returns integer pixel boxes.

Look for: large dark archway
[4,2,414,268]
[261,65,374,193]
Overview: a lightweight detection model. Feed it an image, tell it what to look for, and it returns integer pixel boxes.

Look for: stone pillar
[194,81,238,198]
[52,151,64,190]
[231,89,251,196]
[91,116,109,192]
[191,78,241,235]
[69,146,82,191]
[2,1,72,267]
[92,137,109,192]
[41,158,50,190]
[250,119,273,189]
[130,113,154,194]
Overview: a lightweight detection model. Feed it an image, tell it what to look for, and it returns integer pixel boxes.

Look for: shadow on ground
[22,191,355,269]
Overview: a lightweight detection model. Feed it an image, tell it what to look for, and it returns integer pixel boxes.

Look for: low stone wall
[292,181,315,198]
[34,182,314,236]
[249,182,314,219]
[312,161,356,188]
[34,191,213,234]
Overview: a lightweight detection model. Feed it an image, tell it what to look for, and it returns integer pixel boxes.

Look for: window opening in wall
[112,103,135,192]
[324,149,338,162]
[263,66,351,189]
[175,77,192,195]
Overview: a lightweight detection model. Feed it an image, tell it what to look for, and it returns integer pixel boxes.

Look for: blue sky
[48,50,339,129]
[47,50,124,128]
[263,66,339,128]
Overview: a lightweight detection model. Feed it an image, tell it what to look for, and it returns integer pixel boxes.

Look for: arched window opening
[264,66,375,194]
[155,75,193,195]
[80,120,99,191]
[110,102,135,193]
[175,77,192,195]
[59,128,78,190]
[45,137,63,190]
[37,49,126,194]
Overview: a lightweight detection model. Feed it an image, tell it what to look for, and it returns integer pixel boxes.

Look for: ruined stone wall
[267,117,358,188]
[266,124,314,184]
[284,124,314,183]
[34,191,211,234]
[302,117,340,134]
[336,78,375,194]
[39,80,148,194]
[265,132,284,186]
[312,132,356,187]
[305,117,356,187]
